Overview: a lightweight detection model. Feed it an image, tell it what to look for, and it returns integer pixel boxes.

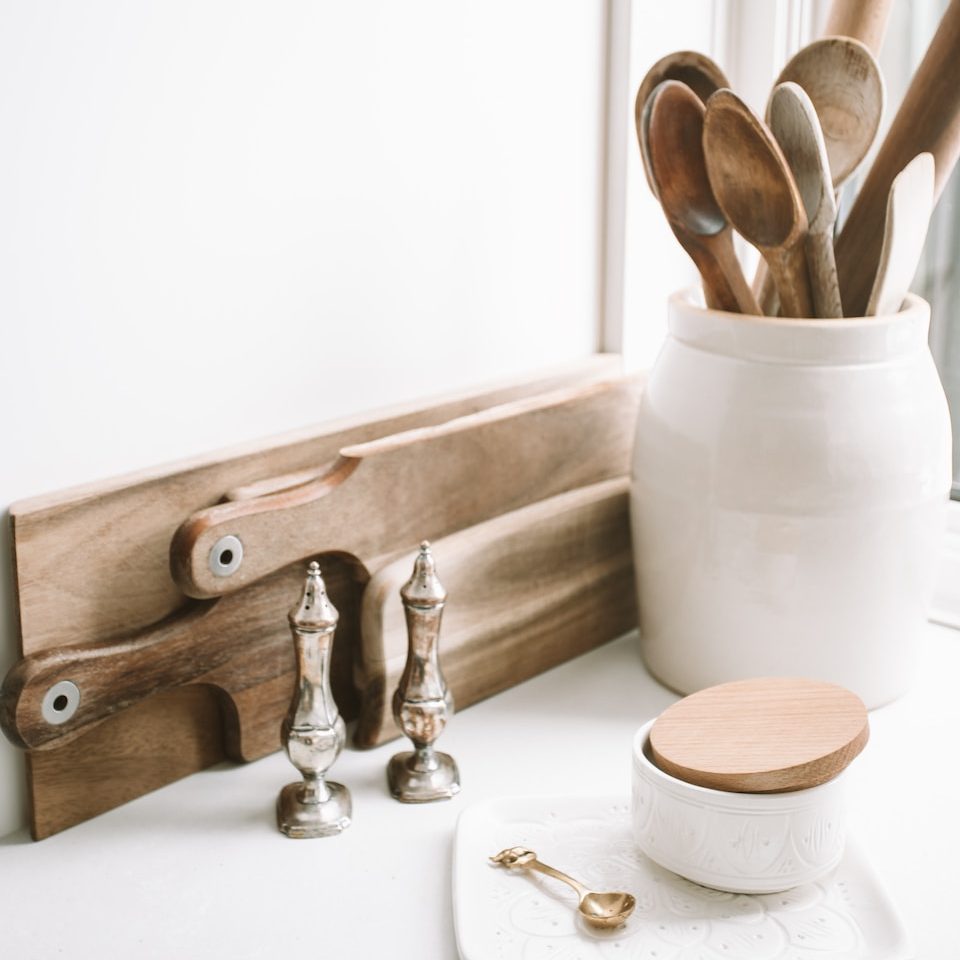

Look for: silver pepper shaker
[276,561,351,838]
[387,541,461,802]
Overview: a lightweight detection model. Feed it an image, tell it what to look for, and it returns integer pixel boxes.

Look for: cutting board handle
[170,377,642,601]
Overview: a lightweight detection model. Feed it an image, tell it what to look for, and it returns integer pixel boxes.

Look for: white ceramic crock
[630,291,952,708]
[631,720,846,894]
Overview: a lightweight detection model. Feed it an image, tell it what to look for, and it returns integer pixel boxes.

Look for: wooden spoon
[703,89,814,318]
[753,36,883,314]
[866,152,935,316]
[643,81,759,315]
[836,0,960,317]
[775,37,885,191]
[768,82,842,318]
[634,51,730,199]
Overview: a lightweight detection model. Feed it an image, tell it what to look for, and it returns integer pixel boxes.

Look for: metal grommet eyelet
[41,680,81,725]
[209,535,243,577]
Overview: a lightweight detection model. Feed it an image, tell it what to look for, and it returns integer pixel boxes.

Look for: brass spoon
[490,847,636,929]
[704,89,814,318]
[642,80,760,314]
[635,50,730,199]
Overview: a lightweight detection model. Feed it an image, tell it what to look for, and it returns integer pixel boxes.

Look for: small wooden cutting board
[649,677,869,793]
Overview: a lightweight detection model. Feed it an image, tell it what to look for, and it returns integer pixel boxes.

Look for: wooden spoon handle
[835,0,960,316]
[752,262,779,316]
[677,226,760,314]
[823,0,894,54]
[763,240,814,318]
[0,602,218,750]
[806,228,843,318]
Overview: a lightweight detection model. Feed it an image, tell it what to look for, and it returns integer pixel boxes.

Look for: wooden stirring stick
[835,0,960,317]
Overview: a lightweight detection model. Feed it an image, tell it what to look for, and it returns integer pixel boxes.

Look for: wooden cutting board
[355,477,636,747]
[2,358,642,838]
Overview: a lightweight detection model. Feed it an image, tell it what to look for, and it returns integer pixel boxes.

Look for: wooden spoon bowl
[645,81,759,314]
[704,89,813,317]
[635,51,730,199]
[776,36,885,189]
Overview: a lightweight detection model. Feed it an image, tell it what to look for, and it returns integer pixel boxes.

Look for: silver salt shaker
[388,541,461,802]
[276,561,351,838]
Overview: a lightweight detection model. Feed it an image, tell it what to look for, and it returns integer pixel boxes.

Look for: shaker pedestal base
[388,751,460,803]
[277,780,352,838]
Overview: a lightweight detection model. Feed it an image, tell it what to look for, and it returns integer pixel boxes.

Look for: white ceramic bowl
[631,720,847,894]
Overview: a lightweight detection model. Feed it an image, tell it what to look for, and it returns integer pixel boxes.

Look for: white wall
[618,4,720,369]
[0,1,608,837]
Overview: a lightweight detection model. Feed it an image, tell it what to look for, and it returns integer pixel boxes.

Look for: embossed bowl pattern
[632,720,847,894]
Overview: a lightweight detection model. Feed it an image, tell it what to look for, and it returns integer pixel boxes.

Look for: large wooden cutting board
[3,358,641,838]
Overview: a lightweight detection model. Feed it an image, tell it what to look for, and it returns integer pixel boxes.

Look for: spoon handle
[835,0,960,316]
[678,227,760,315]
[753,262,779,316]
[524,858,590,899]
[806,229,843,318]
[763,241,814,318]
[823,0,893,55]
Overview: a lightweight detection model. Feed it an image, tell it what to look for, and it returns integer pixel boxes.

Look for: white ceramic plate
[453,796,910,960]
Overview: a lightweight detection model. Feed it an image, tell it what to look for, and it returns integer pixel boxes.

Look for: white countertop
[2,626,958,959]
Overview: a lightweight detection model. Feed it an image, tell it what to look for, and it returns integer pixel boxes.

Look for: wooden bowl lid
[649,677,869,793]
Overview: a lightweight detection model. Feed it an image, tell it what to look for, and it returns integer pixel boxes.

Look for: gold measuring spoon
[490,847,636,929]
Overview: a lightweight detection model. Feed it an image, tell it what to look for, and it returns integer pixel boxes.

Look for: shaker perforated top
[649,677,869,794]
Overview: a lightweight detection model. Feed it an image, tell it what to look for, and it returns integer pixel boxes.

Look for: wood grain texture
[11,356,622,656]
[170,377,643,600]
[866,152,935,316]
[354,478,637,747]
[6,358,624,837]
[5,358,639,838]
[644,81,759,315]
[649,677,869,794]
[775,38,884,192]
[823,0,894,55]
[768,82,842,318]
[703,89,814,318]
[27,686,226,840]
[634,50,730,201]
[835,0,960,317]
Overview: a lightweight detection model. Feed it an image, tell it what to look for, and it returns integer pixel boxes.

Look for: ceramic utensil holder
[631,290,951,708]
[631,720,847,894]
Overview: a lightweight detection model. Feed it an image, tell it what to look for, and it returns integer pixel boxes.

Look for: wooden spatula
[835,0,960,317]
[866,152,935,316]
[649,677,869,794]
